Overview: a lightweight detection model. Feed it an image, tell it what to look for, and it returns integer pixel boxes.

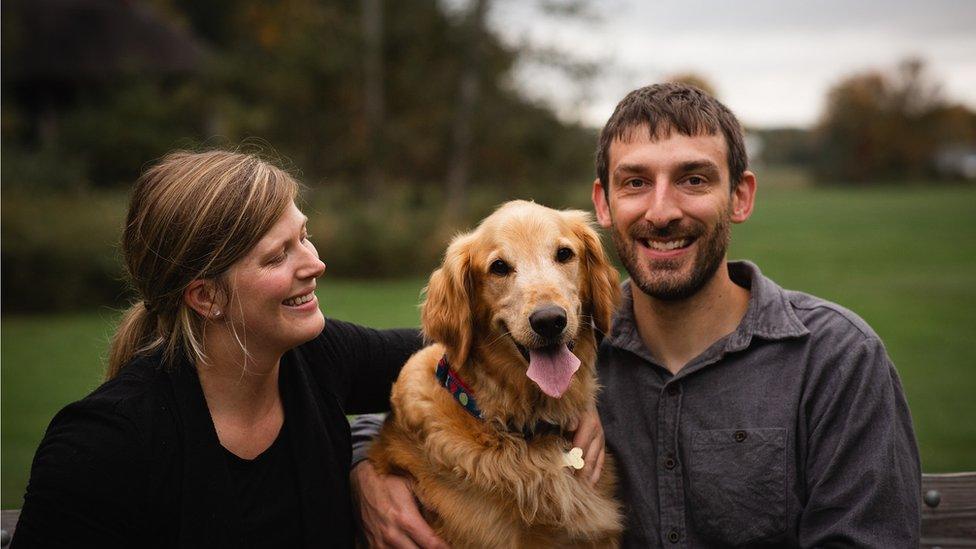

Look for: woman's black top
[222,418,303,548]
[13,318,422,548]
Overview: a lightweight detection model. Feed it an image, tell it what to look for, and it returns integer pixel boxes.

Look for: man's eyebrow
[677,160,721,174]
[612,162,648,177]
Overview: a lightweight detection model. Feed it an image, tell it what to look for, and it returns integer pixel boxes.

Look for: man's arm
[350,412,385,468]
[350,413,447,549]
[799,336,921,547]
[351,460,448,549]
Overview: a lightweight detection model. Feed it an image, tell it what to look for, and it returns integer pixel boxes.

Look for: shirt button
[667,528,680,543]
[667,384,680,396]
[663,456,677,470]
[733,430,748,442]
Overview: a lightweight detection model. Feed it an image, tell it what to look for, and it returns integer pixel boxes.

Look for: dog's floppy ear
[567,210,621,337]
[422,233,475,366]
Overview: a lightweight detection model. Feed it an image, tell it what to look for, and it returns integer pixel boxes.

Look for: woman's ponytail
[106,301,162,379]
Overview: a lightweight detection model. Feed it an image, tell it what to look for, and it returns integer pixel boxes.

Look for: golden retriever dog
[369,200,623,548]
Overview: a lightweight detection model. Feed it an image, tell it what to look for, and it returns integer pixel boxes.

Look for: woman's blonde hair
[107,150,299,379]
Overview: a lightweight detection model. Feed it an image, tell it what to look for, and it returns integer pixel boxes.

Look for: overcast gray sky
[487,0,976,129]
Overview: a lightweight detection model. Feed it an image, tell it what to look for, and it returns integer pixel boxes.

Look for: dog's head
[422,200,620,399]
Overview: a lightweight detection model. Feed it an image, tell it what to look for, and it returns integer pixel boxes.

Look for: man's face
[592,128,754,301]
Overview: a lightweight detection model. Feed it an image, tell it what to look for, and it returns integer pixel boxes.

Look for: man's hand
[568,402,606,486]
[351,460,449,549]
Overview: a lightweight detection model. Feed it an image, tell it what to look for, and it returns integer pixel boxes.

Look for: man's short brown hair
[596,83,748,193]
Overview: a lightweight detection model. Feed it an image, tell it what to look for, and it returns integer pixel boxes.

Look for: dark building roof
[4,0,206,84]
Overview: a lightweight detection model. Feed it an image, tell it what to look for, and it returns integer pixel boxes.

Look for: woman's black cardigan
[13,318,422,548]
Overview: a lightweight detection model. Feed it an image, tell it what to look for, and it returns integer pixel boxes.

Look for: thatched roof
[4,0,206,84]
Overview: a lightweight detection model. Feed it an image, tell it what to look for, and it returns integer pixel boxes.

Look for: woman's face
[223,201,326,357]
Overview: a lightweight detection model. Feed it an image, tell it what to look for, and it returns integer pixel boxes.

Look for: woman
[13,150,424,547]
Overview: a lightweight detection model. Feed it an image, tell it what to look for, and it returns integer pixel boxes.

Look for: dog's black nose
[529,305,567,340]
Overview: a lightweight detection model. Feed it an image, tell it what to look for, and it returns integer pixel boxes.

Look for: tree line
[2,0,595,209]
[3,1,975,312]
[756,58,976,183]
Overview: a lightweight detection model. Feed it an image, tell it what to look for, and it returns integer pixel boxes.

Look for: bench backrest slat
[921,472,976,548]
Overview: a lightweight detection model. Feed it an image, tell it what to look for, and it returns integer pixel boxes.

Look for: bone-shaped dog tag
[563,447,585,470]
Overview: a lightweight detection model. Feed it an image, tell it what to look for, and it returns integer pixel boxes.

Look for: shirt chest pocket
[687,427,788,546]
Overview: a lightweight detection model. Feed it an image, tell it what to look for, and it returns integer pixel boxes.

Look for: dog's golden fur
[369,200,623,548]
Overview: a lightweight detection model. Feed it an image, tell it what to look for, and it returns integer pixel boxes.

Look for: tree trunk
[362,0,384,197]
[445,0,488,222]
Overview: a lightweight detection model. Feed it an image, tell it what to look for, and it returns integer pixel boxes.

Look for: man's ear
[731,171,757,223]
[184,279,224,320]
[591,178,613,228]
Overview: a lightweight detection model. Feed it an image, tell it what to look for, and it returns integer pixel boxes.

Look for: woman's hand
[351,460,450,549]
[569,401,606,486]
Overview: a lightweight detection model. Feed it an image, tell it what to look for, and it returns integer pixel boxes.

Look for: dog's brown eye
[489,259,511,276]
[556,247,575,263]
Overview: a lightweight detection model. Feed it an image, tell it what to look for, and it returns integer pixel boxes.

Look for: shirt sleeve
[303,318,423,414]
[349,413,386,467]
[799,336,921,548]
[12,401,144,549]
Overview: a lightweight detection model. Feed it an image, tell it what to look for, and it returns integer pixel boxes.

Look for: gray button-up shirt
[601,261,920,548]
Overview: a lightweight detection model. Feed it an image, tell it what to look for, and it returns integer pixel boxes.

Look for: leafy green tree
[814,58,974,183]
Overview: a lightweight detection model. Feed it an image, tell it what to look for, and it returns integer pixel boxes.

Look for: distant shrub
[303,184,447,278]
[1,191,129,313]
[1,147,90,191]
[303,179,598,279]
[1,180,600,313]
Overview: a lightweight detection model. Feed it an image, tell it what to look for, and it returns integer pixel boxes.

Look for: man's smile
[639,238,692,251]
[636,236,695,260]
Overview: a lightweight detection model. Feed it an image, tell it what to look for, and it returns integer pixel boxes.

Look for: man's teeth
[283,292,314,306]
[645,239,690,251]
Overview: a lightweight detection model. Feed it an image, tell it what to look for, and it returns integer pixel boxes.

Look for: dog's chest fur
[371,344,622,548]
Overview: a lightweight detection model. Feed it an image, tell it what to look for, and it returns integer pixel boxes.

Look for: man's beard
[611,209,731,301]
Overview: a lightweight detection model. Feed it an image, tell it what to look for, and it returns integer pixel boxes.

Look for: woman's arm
[302,318,423,414]
[13,401,144,548]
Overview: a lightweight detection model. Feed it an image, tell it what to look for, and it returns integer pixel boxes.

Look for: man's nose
[643,182,682,229]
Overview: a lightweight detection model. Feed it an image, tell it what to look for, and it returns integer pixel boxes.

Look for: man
[352,83,921,547]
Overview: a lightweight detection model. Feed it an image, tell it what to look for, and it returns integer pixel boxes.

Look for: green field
[3,184,976,507]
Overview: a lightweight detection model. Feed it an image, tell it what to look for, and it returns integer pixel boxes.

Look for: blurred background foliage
[814,58,976,183]
[2,0,599,312]
[3,0,976,313]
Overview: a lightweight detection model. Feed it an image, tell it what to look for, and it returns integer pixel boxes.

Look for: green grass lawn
[3,184,975,507]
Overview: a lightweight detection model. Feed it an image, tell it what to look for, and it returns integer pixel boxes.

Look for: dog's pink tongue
[526,345,580,398]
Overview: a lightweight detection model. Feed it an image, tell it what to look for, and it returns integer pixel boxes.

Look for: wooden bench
[0,511,16,548]
[2,473,973,546]
[921,473,976,548]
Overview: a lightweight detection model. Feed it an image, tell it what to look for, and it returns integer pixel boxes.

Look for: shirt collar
[606,260,809,364]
